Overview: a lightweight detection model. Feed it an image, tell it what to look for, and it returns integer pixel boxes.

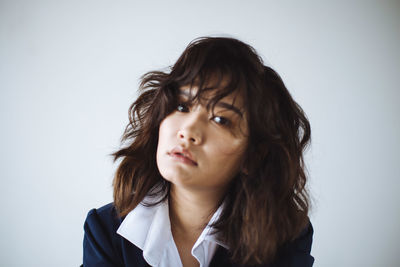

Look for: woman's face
[156,84,248,194]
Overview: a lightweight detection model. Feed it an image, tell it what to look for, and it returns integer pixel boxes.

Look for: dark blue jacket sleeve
[272,222,315,267]
[83,203,124,267]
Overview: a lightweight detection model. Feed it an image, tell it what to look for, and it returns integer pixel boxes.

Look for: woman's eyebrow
[216,102,243,117]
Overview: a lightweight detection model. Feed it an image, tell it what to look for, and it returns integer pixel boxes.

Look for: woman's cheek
[214,138,247,156]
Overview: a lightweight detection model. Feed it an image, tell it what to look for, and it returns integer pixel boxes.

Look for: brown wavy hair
[111,36,311,265]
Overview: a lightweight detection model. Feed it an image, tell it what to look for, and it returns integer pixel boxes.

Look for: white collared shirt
[116,197,227,267]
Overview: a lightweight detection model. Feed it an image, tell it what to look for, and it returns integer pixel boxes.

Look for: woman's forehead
[178,84,245,108]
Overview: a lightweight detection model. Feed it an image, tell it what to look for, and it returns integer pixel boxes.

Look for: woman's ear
[238,152,249,176]
[240,162,249,176]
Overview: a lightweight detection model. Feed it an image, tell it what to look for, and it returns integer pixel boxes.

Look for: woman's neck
[168,185,224,267]
[168,185,223,241]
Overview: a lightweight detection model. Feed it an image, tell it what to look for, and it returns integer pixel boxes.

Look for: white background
[1,1,399,266]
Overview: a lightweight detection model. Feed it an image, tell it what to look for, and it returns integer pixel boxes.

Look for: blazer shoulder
[86,203,121,226]
[210,221,314,267]
[83,203,125,266]
[83,203,149,267]
[291,220,314,253]
[275,220,315,267]
[85,203,124,238]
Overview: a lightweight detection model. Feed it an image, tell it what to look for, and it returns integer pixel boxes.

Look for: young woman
[83,37,314,267]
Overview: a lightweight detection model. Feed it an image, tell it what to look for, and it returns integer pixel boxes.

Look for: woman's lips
[169,152,198,166]
[168,147,198,166]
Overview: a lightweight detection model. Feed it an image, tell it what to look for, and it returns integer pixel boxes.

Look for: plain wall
[1,1,399,266]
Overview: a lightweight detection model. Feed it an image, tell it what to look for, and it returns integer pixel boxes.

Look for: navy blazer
[82,203,314,267]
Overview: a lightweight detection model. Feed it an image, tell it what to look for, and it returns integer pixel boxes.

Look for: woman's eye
[213,116,230,126]
[177,103,189,112]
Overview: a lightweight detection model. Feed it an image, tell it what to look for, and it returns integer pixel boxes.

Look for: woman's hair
[111,36,311,265]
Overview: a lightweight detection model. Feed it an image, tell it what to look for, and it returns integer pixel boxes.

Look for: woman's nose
[177,129,202,145]
[177,113,204,145]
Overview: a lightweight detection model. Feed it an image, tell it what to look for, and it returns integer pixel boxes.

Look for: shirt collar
[117,198,172,266]
[192,204,228,250]
[116,197,228,266]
